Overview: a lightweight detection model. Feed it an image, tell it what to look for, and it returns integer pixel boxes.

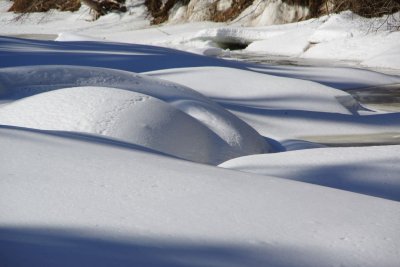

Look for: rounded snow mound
[0,65,268,158]
[0,86,241,164]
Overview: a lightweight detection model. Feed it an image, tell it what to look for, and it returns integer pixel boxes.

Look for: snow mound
[245,27,314,56]
[0,86,240,164]
[147,67,400,143]
[0,65,268,160]
[308,12,363,43]
[220,145,400,201]
[146,66,361,115]
[302,12,400,64]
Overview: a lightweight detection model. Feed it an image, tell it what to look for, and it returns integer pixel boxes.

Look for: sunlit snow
[0,1,399,266]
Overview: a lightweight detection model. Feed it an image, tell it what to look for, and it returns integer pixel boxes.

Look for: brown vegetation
[81,0,126,18]
[9,0,81,13]
[331,0,400,18]
[145,0,400,24]
[8,0,127,17]
[145,0,255,24]
[212,0,255,22]
[145,0,190,24]
[7,0,400,25]
[282,0,400,18]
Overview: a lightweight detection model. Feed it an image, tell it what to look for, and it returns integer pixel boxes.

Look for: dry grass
[145,0,400,25]
[8,0,127,18]
[145,0,254,24]
[282,0,400,17]
[212,0,255,22]
[9,0,81,13]
[145,0,190,24]
[8,0,400,28]
[332,0,400,18]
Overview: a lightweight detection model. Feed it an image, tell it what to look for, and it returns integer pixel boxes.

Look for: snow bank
[1,125,399,267]
[0,65,268,164]
[301,12,400,65]
[188,19,321,56]
[0,86,240,164]
[144,66,399,144]
[220,145,400,201]
[163,11,400,70]
[56,32,106,42]
[146,66,360,115]
[245,26,314,56]
[247,63,400,90]
[1,0,400,71]
[0,0,150,36]
[160,11,400,67]
[308,12,368,43]
[361,45,400,70]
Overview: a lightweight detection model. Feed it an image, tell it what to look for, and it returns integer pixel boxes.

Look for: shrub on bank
[8,0,81,13]
[7,0,400,24]
[145,0,400,24]
[283,0,400,18]
[8,0,127,16]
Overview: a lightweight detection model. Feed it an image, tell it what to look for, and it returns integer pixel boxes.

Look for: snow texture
[1,125,400,267]
[0,2,400,267]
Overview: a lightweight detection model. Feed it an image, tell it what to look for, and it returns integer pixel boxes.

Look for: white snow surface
[1,126,400,267]
[0,65,267,164]
[145,66,400,140]
[1,1,400,70]
[0,86,240,164]
[220,145,400,201]
[1,2,400,266]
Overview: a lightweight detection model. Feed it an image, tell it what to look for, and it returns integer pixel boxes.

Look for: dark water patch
[217,41,248,51]
[301,132,400,147]
[347,83,400,112]
[223,52,302,66]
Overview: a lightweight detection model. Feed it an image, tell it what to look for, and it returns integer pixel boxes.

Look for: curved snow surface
[0,66,268,164]
[1,126,400,267]
[220,145,400,201]
[0,87,240,164]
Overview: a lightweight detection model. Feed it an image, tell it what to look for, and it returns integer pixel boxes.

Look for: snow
[233,0,310,26]
[220,145,400,201]
[145,66,400,142]
[0,65,267,164]
[1,1,400,266]
[145,66,359,114]
[1,125,400,267]
[361,45,400,70]
[0,86,240,164]
[2,1,399,71]
[245,26,314,56]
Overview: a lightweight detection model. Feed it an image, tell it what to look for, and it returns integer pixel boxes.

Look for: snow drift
[0,65,268,164]
[220,145,400,201]
[1,125,399,267]
[0,86,239,164]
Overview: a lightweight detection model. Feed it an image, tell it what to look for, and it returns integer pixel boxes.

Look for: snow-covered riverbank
[1,0,400,72]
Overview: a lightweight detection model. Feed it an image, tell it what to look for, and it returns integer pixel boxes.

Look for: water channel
[223,51,400,147]
[224,51,400,112]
